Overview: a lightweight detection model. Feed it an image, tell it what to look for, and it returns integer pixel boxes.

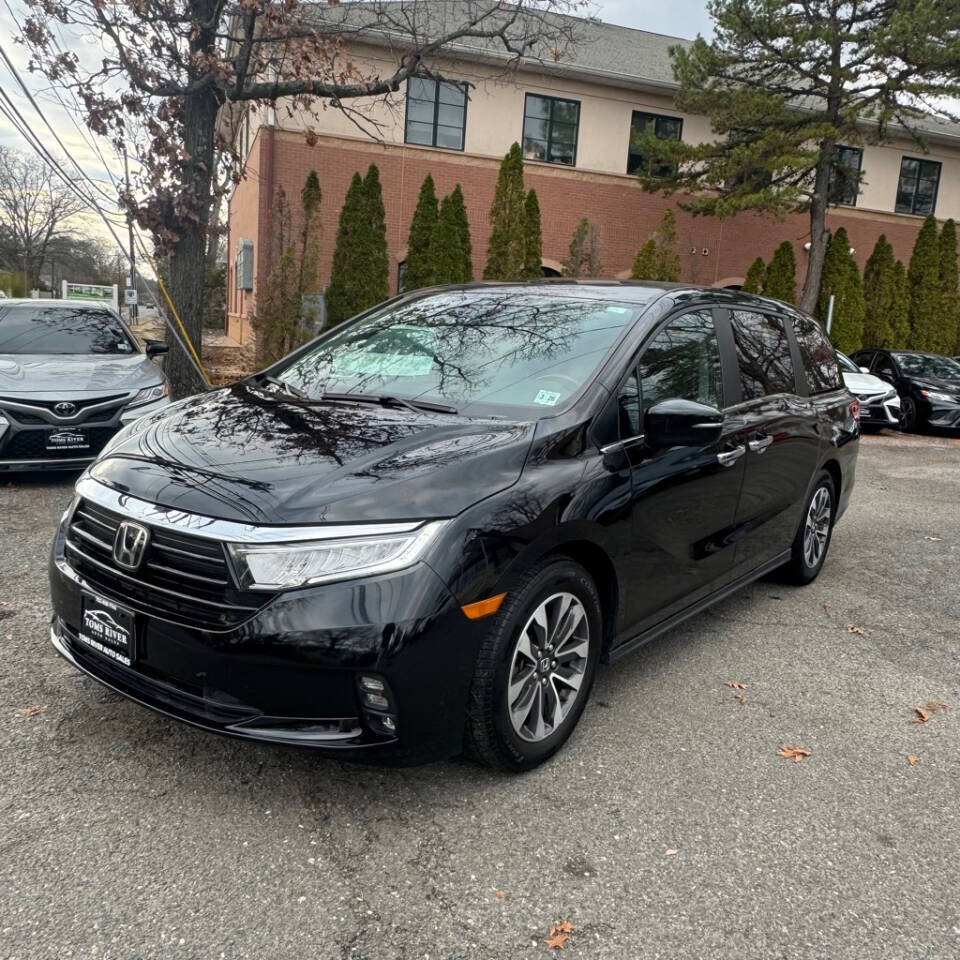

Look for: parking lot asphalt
[1,433,959,960]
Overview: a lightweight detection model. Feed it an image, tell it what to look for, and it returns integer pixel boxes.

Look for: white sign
[124,287,138,305]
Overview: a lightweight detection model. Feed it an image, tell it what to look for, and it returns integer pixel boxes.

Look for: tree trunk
[799,140,835,316]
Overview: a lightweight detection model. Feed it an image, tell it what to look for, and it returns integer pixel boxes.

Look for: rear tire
[464,558,601,772]
[781,471,836,585]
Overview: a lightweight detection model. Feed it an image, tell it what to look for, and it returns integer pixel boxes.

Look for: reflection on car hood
[841,371,893,395]
[88,384,535,524]
[0,353,162,395]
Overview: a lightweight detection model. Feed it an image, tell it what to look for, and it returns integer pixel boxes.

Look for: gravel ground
[1,433,959,960]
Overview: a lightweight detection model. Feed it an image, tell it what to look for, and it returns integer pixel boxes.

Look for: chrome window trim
[76,476,428,544]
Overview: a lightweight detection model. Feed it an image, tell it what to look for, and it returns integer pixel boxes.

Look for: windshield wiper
[318,392,458,415]
[255,375,309,400]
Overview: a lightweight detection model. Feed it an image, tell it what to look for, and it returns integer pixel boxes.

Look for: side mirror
[145,340,169,356]
[859,366,871,374]
[645,398,723,448]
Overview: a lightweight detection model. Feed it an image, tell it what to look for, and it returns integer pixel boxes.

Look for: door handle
[748,435,773,454]
[717,445,745,467]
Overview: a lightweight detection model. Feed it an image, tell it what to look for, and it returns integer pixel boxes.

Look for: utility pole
[123,151,138,325]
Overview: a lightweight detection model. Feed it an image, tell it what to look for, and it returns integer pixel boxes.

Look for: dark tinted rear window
[793,316,843,393]
[730,310,796,400]
[0,305,135,355]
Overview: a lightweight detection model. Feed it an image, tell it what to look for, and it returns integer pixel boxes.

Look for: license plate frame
[79,592,136,666]
[46,427,90,452]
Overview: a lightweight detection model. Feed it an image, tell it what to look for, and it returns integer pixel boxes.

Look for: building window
[829,145,863,206]
[397,260,408,294]
[522,93,580,166]
[895,157,941,216]
[404,77,467,151]
[627,111,682,177]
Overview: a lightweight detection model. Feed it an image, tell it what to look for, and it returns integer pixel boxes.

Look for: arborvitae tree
[630,239,659,281]
[447,185,473,282]
[862,235,897,349]
[484,143,527,280]
[818,227,864,353]
[763,241,797,304]
[428,192,466,286]
[563,218,603,278]
[523,189,543,279]
[742,257,766,293]
[891,259,911,349]
[938,218,960,355]
[907,215,942,351]
[326,172,367,327]
[363,164,389,306]
[405,174,438,291]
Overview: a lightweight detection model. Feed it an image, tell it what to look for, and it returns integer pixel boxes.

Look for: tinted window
[638,310,723,414]
[731,310,795,399]
[873,354,897,379]
[618,368,641,438]
[279,292,643,417]
[794,316,843,393]
[0,306,135,355]
[405,77,467,150]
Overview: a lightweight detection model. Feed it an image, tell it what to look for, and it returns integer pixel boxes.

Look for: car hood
[87,383,535,524]
[841,371,893,395]
[0,353,162,396]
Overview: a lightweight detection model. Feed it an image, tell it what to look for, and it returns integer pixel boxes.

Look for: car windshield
[892,353,960,380]
[837,352,860,373]
[0,305,136,355]
[278,291,643,416]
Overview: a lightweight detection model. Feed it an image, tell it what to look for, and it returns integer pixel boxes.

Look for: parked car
[836,351,900,430]
[0,299,169,471]
[850,348,960,432]
[49,283,859,771]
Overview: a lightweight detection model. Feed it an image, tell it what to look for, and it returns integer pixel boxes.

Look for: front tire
[900,395,919,432]
[464,558,601,772]
[782,471,836,585]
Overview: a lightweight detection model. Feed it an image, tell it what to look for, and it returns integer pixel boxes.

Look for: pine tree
[630,239,659,281]
[405,173,438,291]
[326,171,369,327]
[938,218,960,354]
[563,218,603,278]
[891,260,910,349]
[742,257,766,294]
[428,192,465,286]
[484,143,527,280]
[817,227,864,353]
[654,210,681,282]
[363,164,389,306]
[523,189,543,280]
[907,215,941,351]
[447,184,473,282]
[763,241,797,304]
[862,235,897,348]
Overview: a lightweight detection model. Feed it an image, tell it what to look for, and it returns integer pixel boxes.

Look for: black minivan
[49,283,859,770]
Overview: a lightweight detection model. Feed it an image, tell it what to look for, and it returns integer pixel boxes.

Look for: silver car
[0,299,170,472]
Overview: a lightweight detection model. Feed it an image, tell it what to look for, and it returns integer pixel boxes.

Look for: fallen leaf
[847,624,865,635]
[777,746,811,763]
[15,704,47,718]
[925,701,948,714]
[494,890,506,899]
[547,921,574,950]
[725,680,748,690]
[735,694,748,705]
[924,536,943,542]
[665,848,678,856]
[907,755,919,765]
[913,707,929,724]
[821,602,832,615]
[553,921,574,934]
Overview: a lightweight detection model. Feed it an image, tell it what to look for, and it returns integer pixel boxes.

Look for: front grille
[2,402,124,425]
[64,498,270,631]
[0,393,126,413]
[2,426,116,460]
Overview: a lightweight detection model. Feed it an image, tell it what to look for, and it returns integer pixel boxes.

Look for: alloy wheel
[901,396,917,431]
[802,486,832,568]
[507,592,590,743]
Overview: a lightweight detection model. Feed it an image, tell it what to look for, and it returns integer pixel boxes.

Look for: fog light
[359,675,385,693]
[362,691,390,710]
[365,711,398,737]
[381,715,396,732]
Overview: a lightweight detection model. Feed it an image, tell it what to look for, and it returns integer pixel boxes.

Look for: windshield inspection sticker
[534,390,562,406]
[605,306,630,314]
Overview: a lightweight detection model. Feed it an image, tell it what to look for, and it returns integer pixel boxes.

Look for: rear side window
[793,315,843,393]
[730,310,796,400]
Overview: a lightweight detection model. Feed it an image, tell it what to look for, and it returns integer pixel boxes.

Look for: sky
[0,0,712,259]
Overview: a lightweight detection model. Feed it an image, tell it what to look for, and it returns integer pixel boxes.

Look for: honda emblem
[113,520,150,571]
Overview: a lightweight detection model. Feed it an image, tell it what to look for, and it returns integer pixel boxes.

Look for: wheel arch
[821,457,842,507]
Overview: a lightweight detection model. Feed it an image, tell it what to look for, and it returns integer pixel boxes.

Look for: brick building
[225,9,960,344]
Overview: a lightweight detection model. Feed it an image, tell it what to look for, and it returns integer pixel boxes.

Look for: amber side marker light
[461,593,507,620]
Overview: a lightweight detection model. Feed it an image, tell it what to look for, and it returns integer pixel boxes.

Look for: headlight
[227,521,449,591]
[126,383,169,408]
[921,389,957,403]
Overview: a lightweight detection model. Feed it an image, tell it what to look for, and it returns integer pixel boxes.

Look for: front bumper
[925,397,960,429]
[49,530,482,764]
[858,394,900,427]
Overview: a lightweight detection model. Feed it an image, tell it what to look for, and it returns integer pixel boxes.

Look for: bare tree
[0,146,85,289]
[20,0,583,396]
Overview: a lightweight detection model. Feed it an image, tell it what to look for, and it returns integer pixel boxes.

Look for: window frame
[403,76,469,152]
[895,156,941,216]
[522,92,581,167]
[829,145,863,207]
[626,110,684,177]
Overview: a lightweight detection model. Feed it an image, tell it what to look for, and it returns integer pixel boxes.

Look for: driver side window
[873,354,896,379]
[638,310,723,415]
